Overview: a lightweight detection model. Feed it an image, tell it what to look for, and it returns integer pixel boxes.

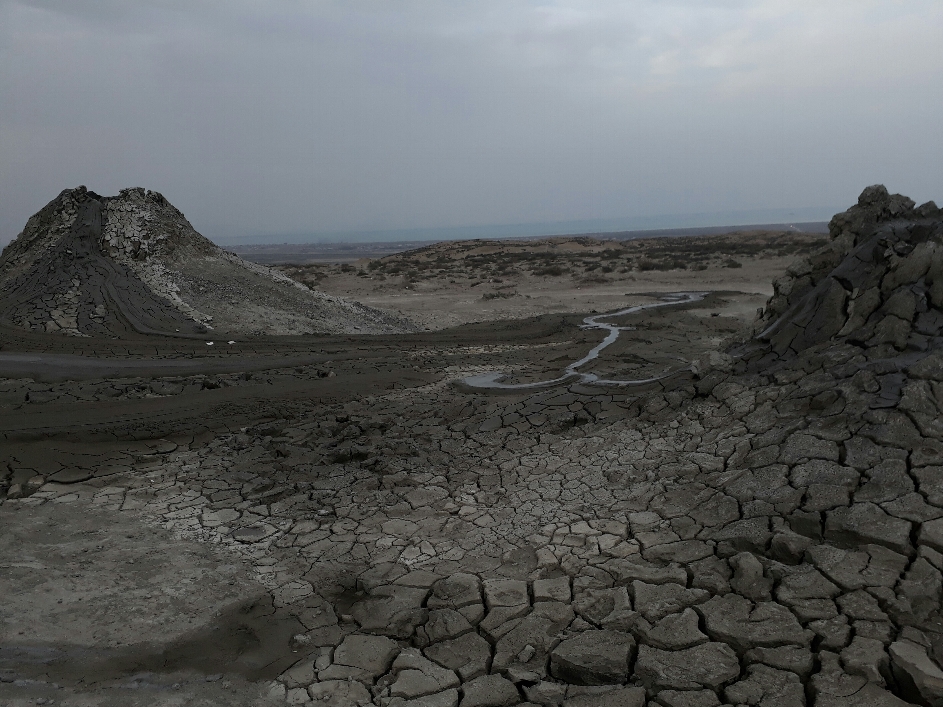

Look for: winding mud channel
[462,291,709,390]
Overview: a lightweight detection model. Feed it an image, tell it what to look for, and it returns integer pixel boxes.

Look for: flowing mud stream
[462,291,708,390]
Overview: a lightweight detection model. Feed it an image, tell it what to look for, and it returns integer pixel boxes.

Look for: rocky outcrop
[739,185,942,366]
[0,186,413,336]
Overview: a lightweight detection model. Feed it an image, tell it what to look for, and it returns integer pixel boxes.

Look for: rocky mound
[737,185,942,368]
[0,186,413,337]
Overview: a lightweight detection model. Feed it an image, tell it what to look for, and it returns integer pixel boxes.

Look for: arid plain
[3,186,943,707]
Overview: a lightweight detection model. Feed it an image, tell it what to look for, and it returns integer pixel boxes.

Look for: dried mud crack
[2,186,943,707]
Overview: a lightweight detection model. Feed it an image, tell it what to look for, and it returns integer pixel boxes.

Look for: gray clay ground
[3,186,943,707]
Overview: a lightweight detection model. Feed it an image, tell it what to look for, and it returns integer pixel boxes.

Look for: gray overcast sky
[2,1,942,245]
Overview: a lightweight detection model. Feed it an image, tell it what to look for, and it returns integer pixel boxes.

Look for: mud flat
[276,229,827,331]
[3,187,943,706]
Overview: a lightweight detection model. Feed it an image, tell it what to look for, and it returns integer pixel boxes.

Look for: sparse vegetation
[273,231,826,293]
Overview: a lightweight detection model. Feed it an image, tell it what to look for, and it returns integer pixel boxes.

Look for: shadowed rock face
[0,186,413,337]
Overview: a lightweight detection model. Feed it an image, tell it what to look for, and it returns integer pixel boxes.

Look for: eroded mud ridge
[2,186,943,706]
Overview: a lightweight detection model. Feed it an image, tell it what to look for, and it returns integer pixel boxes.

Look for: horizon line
[211,204,838,246]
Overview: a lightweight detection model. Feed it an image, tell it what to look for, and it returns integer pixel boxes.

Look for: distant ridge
[216,205,836,246]
[233,221,829,264]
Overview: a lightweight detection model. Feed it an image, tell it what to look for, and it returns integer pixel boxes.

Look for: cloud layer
[2,1,942,243]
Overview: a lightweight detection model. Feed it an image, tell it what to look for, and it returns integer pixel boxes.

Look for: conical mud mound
[0,186,413,337]
[735,185,943,370]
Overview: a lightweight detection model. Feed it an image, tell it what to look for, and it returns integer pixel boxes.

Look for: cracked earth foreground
[4,191,943,707]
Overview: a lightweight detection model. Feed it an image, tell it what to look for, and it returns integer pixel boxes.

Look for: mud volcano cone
[734,185,943,370]
[0,186,413,337]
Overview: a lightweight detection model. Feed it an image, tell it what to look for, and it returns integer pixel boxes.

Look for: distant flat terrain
[229,221,828,264]
[271,229,828,330]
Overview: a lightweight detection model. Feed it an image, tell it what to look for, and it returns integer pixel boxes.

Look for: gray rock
[841,637,890,686]
[853,620,895,645]
[913,467,943,508]
[775,566,840,622]
[397,570,446,589]
[480,604,532,643]
[307,679,374,706]
[807,544,908,591]
[573,568,615,593]
[522,681,566,705]
[574,586,639,632]
[279,657,316,688]
[655,690,720,707]
[350,584,430,639]
[836,590,888,621]
[390,690,460,707]
[460,674,521,707]
[712,516,772,556]
[493,601,574,673]
[882,492,943,523]
[321,634,400,682]
[390,648,460,698]
[781,433,840,464]
[420,609,475,644]
[844,436,885,471]
[631,580,709,622]
[812,652,911,707]
[601,559,687,586]
[483,579,529,609]
[723,664,804,707]
[561,686,645,707]
[809,615,852,651]
[572,586,631,625]
[690,554,733,594]
[890,639,943,707]
[429,573,482,610]
[533,576,571,603]
[825,503,913,556]
[643,539,715,564]
[634,642,740,691]
[893,557,943,624]
[697,593,811,652]
[730,551,774,600]
[804,483,852,512]
[635,608,708,650]
[743,645,814,678]
[855,460,913,503]
[425,632,492,682]
[919,517,943,555]
[549,630,635,685]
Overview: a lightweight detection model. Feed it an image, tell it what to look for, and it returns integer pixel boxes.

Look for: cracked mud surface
[3,187,943,706]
